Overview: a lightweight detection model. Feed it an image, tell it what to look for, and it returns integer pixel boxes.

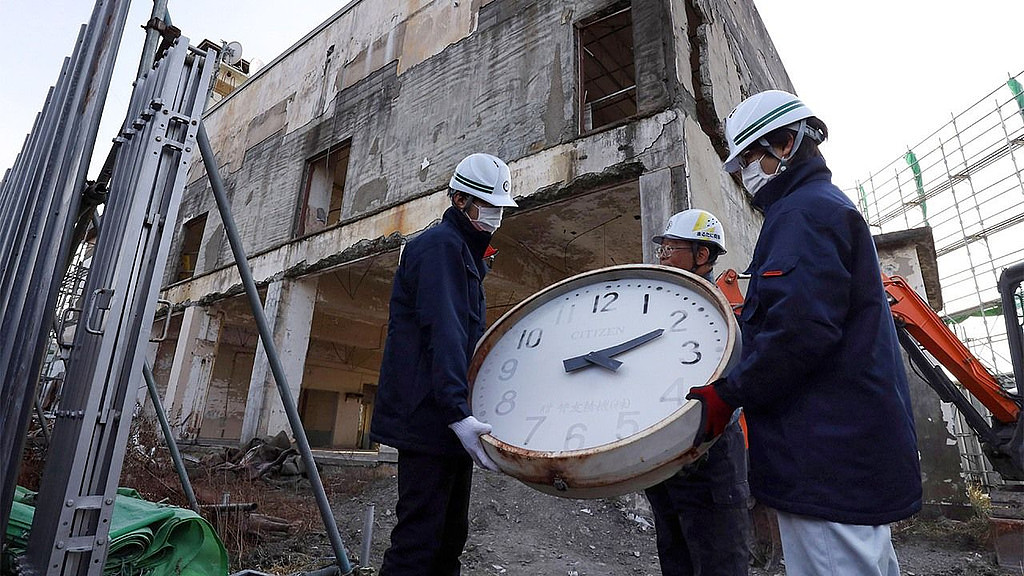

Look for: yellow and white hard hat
[652,209,727,254]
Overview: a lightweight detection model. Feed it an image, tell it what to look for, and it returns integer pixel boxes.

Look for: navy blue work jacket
[717,156,922,525]
[370,206,491,456]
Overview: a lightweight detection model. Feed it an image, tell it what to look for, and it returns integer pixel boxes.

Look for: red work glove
[686,382,734,446]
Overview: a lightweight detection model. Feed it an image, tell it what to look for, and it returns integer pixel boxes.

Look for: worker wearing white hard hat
[646,208,751,576]
[652,208,727,281]
[685,90,922,576]
[372,152,516,575]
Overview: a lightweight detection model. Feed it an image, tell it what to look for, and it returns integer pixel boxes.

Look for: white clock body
[468,264,739,499]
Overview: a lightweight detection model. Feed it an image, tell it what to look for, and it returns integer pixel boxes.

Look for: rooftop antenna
[222,40,243,66]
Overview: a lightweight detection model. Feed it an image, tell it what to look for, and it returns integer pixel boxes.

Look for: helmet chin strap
[757,119,811,175]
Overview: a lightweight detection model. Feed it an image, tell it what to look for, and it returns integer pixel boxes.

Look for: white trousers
[776,510,900,576]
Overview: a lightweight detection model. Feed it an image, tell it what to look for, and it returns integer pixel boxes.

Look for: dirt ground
[15,436,1020,576]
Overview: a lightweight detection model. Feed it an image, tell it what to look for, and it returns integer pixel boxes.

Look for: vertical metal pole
[142,361,199,513]
[136,0,170,80]
[197,123,353,575]
[32,397,50,447]
[360,504,375,568]
[999,263,1024,391]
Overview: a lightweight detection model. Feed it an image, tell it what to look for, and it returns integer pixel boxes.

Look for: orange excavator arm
[883,273,1019,424]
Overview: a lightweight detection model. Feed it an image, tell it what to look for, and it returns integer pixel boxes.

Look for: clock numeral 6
[679,341,701,364]
[517,328,543,349]
[564,423,587,450]
[615,411,641,439]
[495,390,517,415]
[499,358,518,381]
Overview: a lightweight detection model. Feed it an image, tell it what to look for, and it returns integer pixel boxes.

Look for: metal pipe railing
[197,123,353,575]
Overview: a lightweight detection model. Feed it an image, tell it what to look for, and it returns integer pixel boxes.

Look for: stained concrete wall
[158,0,798,441]
[163,0,793,297]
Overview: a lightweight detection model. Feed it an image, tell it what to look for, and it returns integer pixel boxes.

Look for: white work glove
[449,416,499,472]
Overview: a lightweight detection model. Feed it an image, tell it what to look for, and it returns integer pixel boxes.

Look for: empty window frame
[177,213,207,281]
[298,143,351,236]
[578,6,636,132]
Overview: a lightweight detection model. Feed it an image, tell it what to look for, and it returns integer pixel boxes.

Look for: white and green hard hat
[722,90,822,173]
[449,153,518,207]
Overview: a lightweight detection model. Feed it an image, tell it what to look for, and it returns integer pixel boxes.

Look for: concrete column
[876,229,968,513]
[241,277,317,442]
[638,166,687,263]
[163,305,221,439]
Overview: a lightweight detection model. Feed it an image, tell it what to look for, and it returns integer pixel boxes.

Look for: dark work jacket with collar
[370,206,491,456]
[716,155,922,525]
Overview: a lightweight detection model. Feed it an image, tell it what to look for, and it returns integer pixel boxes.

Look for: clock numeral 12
[517,328,543,349]
[592,291,618,313]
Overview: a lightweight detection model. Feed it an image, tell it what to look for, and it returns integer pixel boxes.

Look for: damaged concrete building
[150,0,789,457]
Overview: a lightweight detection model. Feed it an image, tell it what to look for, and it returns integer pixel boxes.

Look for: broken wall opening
[200,322,258,441]
[487,181,644,321]
[176,213,207,282]
[578,4,636,133]
[297,142,351,236]
[304,252,397,449]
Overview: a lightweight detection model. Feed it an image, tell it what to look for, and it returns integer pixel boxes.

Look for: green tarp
[904,149,928,224]
[1008,77,1024,121]
[4,487,227,576]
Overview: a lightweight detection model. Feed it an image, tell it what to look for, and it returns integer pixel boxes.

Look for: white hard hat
[449,153,517,207]
[652,209,727,254]
[722,90,821,173]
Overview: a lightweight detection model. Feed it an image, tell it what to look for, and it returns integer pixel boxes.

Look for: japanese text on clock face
[472,278,725,452]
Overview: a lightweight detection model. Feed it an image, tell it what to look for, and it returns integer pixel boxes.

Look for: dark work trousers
[644,420,751,576]
[380,450,473,576]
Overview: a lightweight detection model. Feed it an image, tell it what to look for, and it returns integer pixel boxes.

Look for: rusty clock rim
[468,263,739,459]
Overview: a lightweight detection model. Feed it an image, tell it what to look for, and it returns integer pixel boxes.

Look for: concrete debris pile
[196,432,308,486]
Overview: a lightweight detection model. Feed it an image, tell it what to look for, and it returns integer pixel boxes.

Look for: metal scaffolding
[856,70,1024,486]
[857,70,1024,376]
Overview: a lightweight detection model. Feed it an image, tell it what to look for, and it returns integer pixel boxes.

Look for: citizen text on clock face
[472,276,727,452]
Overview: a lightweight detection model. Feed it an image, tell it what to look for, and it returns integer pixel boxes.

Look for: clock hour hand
[563,328,665,372]
[583,351,623,372]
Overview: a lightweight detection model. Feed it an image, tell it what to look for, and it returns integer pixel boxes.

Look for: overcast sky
[2,1,1023,194]
[0,0,346,176]
[754,0,1024,192]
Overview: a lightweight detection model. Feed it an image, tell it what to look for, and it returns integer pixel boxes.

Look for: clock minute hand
[563,328,665,372]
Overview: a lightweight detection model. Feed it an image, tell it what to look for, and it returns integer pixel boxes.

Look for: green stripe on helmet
[733,100,806,147]
[454,172,493,194]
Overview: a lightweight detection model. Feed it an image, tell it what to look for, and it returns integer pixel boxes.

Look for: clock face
[469,265,734,454]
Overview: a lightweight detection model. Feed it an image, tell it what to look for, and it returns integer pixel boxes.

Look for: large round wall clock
[468,264,740,499]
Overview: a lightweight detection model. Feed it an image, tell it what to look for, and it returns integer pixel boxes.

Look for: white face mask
[471,205,503,233]
[740,154,778,197]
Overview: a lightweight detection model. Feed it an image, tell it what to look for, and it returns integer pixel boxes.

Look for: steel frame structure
[856,71,1024,486]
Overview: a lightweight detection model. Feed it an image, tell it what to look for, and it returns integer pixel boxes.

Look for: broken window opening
[177,213,207,281]
[298,388,340,448]
[298,142,351,236]
[578,5,636,133]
